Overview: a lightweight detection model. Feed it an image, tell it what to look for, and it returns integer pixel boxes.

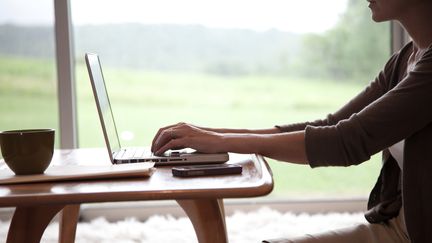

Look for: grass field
[0,56,381,198]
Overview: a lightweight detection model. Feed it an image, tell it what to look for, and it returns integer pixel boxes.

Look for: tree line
[0,0,390,83]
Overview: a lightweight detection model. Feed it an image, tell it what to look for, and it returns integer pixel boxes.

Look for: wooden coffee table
[0,148,273,243]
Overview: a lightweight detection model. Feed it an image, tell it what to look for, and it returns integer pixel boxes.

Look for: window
[0,0,59,146]
[0,0,391,199]
[71,0,390,199]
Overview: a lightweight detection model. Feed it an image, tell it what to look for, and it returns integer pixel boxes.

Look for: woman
[151,0,432,242]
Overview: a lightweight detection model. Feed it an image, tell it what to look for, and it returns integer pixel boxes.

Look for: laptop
[85,53,229,165]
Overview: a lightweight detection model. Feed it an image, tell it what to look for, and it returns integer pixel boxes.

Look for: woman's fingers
[151,122,186,152]
[155,137,186,156]
[152,128,175,153]
[151,125,174,151]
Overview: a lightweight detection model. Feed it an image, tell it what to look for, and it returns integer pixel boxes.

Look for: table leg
[6,204,66,243]
[59,204,81,243]
[176,199,228,243]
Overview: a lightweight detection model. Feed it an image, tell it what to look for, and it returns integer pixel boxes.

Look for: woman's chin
[370,13,388,22]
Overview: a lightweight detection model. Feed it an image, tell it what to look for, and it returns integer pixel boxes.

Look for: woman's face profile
[367,0,415,22]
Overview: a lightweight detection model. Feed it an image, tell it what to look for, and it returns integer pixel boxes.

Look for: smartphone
[172,164,242,177]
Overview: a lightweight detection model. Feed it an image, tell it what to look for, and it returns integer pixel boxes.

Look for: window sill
[0,197,367,222]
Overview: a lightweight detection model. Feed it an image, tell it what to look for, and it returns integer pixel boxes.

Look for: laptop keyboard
[115,148,154,163]
[114,148,187,164]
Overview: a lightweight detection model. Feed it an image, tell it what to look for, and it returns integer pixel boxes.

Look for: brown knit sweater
[277,42,432,243]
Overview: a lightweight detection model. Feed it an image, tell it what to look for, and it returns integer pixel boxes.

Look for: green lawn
[0,56,381,198]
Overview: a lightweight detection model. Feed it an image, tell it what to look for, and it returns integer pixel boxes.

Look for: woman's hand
[151,122,225,155]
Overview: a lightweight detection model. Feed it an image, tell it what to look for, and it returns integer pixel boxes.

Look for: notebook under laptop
[85,53,229,166]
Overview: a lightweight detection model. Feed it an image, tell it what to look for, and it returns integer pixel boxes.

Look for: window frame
[55,0,77,149]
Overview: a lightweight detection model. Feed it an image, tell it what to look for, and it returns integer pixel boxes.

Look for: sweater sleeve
[307,45,432,168]
[276,51,402,134]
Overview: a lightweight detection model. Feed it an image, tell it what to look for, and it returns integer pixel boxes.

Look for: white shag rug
[0,208,367,243]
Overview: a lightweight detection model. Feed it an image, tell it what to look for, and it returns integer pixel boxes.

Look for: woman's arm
[151,122,308,164]
[196,126,281,134]
[220,131,307,164]
[151,123,281,150]
[150,46,410,166]
[305,44,432,168]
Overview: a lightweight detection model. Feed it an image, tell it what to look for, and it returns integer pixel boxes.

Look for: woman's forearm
[199,126,281,134]
[219,130,308,164]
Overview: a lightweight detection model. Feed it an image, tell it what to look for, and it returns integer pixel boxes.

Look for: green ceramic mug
[0,129,55,175]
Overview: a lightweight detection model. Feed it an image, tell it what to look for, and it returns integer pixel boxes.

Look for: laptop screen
[85,53,121,156]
